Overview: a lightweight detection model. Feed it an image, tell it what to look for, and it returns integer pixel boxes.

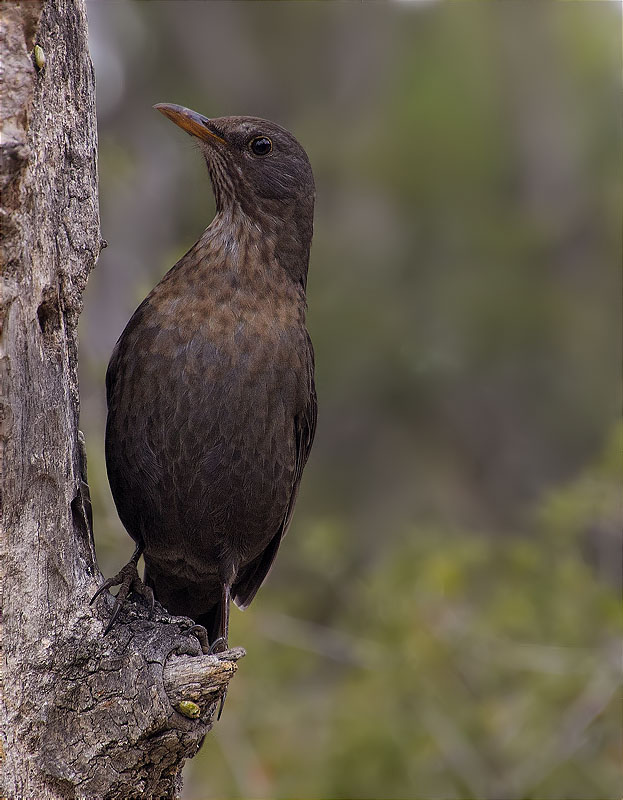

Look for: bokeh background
[80,2,622,798]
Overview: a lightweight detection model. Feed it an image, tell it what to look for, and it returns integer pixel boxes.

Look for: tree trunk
[0,2,241,797]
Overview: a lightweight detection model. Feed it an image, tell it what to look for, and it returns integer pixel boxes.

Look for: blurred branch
[215,706,274,800]
[256,611,383,666]
[502,653,621,798]
[422,702,492,799]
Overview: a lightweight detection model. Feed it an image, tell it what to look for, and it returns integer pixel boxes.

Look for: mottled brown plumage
[94,104,316,650]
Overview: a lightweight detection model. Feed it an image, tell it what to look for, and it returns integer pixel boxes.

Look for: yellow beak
[154,103,227,145]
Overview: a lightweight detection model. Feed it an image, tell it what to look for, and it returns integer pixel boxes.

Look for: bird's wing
[232,336,317,610]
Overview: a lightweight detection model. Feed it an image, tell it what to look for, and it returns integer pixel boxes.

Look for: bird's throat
[203,202,312,290]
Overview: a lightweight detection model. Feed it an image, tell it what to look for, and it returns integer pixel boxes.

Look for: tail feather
[232,528,282,610]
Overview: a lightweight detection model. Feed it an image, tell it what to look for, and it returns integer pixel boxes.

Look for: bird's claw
[91,558,154,635]
[208,635,228,655]
[217,689,228,721]
[185,626,228,656]
[187,624,211,655]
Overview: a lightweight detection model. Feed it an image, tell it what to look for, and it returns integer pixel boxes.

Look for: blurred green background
[80,2,622,798]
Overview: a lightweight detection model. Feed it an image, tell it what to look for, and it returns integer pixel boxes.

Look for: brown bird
[93,104,317,652]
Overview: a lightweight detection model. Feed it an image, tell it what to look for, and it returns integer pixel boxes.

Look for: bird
[92,103,317,653]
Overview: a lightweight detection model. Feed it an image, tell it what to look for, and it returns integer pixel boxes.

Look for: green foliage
[190,426,621,799]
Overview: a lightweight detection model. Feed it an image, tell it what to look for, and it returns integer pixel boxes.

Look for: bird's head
[154,103,315,224]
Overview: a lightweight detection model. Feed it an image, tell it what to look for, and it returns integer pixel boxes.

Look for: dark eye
[249,136,272,156]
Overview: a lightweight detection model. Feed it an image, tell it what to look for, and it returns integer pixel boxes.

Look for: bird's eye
[249,136,272,156]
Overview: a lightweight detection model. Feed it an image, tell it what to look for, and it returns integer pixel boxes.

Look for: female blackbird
[94,104,317,651]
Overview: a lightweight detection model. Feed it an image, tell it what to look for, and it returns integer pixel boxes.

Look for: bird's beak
[154,103,227,145]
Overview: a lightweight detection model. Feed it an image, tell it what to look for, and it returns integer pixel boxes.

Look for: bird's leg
[90,543,154,634]
[210,584,231,720]
[207,584,231,655]
[184,584,231,658]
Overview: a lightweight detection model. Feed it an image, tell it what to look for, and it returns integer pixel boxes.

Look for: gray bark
[0,2,240,797]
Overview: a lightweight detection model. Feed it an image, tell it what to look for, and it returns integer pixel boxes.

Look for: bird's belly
[106,320,304,582]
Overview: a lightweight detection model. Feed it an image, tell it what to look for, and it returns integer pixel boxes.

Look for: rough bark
[0,2,241,797]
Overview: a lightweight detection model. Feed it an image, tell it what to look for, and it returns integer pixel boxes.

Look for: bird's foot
[186,624,210,655]
[91,558,154,635]
[208,636,228,655]
[185,626,228,656]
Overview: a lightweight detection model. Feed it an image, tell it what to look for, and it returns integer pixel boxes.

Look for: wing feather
[232,336,317,609]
